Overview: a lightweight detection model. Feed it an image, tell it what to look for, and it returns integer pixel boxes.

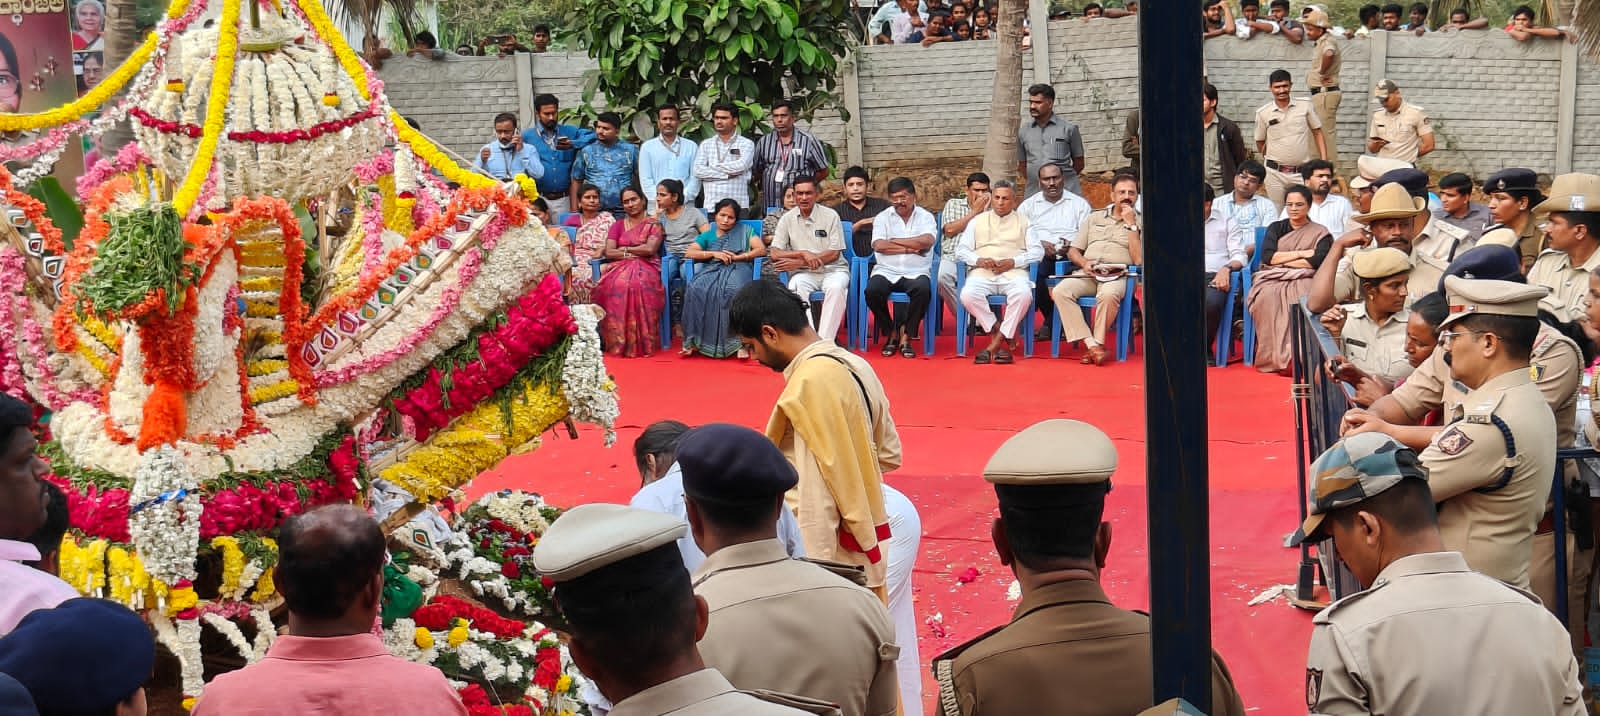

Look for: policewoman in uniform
[930,420,1245,716]
[1323,247,1414,385]
[1481,168,1548,272]
[1293,433,1583,715]
[533,504,840,716]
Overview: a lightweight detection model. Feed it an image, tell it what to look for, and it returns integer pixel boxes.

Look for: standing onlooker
[193,506,470,714]
[1235,0,1279,38]
[474,111,544,182]
[0,598,154,715]
[868,0,906,43]
[694,102,757,212]
[909,11,955,45]
[1287,160,1354,234]
[889,0,925,43]
[1267,0,1305,41]
[1254,69,1328,206]
[0,394,75,637]
[1438,8,1489,30]
[1202,83,1248,197]
[1203,0,1234,38]
[768,177,851,344]
[640,104,700,213]
[1017,83,1085,197]
[571,111,640,216]
[833,166,892,258]
[531,24,551,53]
[1122,109,1141,176]
[754,99,830,213]
[880,482,923,716]
[864,177,938,357]
[940,172,991,312]
[1431,172,1492,245]
[524,93,595,215]
[729,279,902,598]
[1354,3,1380,35]
[1401,2,1430,32]
[1380,3,1403,30]
[1304,9,1341,171]
[1368,80,1435,164]
[404,30,446,60]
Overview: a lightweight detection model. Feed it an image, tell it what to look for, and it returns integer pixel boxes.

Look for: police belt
[1310,85,1341,94]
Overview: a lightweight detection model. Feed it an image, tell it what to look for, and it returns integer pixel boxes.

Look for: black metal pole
[1139,1,1211,709]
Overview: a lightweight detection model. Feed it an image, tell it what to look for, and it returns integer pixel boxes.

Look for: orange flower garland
[211,198,311,404]
[53,176,135,354]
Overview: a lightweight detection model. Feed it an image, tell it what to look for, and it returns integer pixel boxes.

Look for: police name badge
[1306,669,1323,707]
[1436,426,1474,455]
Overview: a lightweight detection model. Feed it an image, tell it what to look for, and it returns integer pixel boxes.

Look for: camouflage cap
[1289,432,1428,546]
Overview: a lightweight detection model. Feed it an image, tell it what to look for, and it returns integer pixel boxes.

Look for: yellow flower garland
[211,536,245,598]
[106,546,152,607]
[165,584,199,616]
[0,0,196,132]
[60,539,111,597]
[379,379,569,502]
[295,0,498,193]
[251,538,278,602]
[170,0,242,214]
[249,379,300,405]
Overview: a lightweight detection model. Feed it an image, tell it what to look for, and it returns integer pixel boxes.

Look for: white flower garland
[127,445,202,585]
[561,306,619,447]
[152,614,205,700]
[201,612,252,661]
[481,492,552,535]
[250,605,275,662]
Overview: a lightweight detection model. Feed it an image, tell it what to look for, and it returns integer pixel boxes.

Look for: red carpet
[470,331,1313,714]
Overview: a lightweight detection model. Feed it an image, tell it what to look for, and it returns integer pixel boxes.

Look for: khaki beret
[984,419,1117,486]
[1439,275,1548,328]
[1351,247,1411,279]
[1476,227,1519,248]
[1350,155,1412,190]
[532,503,687,583]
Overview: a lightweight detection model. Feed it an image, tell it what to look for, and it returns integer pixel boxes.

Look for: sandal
[994,347,1014,364]
[881,339,900,358]
[900,342,916,359]
[974,349,992,365]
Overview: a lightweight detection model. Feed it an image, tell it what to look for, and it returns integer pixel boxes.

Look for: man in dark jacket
[1204,82,1247,197]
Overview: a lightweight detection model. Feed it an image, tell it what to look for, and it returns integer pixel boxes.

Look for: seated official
[864,177,937,358]
[1019,164,1092,329]
[769,177,850,345]
[1201,185,1245,361]
[681,199,766,359]
[955,179,1041,365]
[1247,184,1334,374]
[682,424,899,716]
[932,419,1246,716]
[1293,433,1583,715]
[1052,173,1143,367]
[534,504,839,715]
[939,173,992,314]
[1323,247,1415,387]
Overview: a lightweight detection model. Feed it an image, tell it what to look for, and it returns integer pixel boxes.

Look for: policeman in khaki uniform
[1292,432,1583,715]
[532,503,840,716]
[1527,173,1600,323]
[681,424,899,716]
[1311,182,1428,314]
[1324,247,1414,384]
[1354,245,1592,649]
[1304,9,1342,171]
[1256,70,1329,207]
[931,420,1246,716]
[1351,275,1557,588]
[1367,80,1434,164]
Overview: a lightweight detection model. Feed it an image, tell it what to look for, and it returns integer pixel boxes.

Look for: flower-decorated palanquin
[0,0,616,706]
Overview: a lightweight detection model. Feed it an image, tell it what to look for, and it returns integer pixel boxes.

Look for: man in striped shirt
[693,102,757,212]
[754,99,830,213]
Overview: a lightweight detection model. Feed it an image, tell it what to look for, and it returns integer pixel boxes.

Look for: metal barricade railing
[1553,447,1599,627]
[1290,299,1360,602]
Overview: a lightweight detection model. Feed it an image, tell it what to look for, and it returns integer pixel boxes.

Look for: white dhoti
[960,272,1033,339]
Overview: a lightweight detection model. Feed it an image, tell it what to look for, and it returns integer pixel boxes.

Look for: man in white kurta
[956,180,1043,363]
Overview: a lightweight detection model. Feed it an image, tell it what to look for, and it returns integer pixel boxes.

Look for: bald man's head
[275,504,385,622]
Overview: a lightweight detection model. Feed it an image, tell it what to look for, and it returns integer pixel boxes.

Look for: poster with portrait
[0,0,85,182]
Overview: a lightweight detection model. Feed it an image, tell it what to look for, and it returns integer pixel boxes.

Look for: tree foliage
[437,0,582,50]
[570,0,855,138]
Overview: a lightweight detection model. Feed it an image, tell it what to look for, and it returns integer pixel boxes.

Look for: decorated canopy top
[0,0,616,705]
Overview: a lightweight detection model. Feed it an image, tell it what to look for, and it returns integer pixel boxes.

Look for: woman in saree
[592,185,667,357]
[1246,184,1333,374]
[563,184,614,303]
[682,199,766,358]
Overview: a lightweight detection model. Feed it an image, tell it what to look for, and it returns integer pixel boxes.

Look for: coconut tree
[982,0,1029,183]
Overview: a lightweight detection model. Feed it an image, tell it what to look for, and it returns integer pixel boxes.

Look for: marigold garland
[170,0,240,216]
[213,197,312,403]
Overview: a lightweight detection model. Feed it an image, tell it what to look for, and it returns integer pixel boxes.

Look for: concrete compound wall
[378,19,1595,182]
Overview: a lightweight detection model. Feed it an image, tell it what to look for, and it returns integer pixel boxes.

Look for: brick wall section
[378,25,1595,181]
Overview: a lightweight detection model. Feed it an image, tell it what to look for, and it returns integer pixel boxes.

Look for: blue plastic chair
[1047,264,1141,361]
[852,242,939,356]
[557,212,579,228]
[953,261,1038,357]
[588,249,674,350]
[1214,227,1267,366]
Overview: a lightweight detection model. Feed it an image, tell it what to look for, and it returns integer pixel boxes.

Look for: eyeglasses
[1439,329,1488,343]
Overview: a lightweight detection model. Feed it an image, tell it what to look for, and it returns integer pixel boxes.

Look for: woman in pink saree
[563,184,614,303]
[1247,184,1333,374]
[592,185,666,357]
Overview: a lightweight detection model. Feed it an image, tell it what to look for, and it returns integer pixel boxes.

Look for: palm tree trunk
[982,0,1028,183]
[97,0,141,156]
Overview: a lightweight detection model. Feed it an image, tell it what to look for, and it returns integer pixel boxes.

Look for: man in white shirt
[628,420,803,572]
[1216,160,1277,255]
[1018,163,1092,331]
[1203,186,1246,360]
[639,105,700,213]
[692,101,756,213]
[889,0,925,43]
[769,176,851,344]
[865,177,938,358]
[1281,159,1353,233]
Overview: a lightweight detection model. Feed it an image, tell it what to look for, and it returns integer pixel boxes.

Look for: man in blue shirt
[474,111,544,182]
[570,111,639,216]
[522,93,594,215]
[639,104,700,213]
